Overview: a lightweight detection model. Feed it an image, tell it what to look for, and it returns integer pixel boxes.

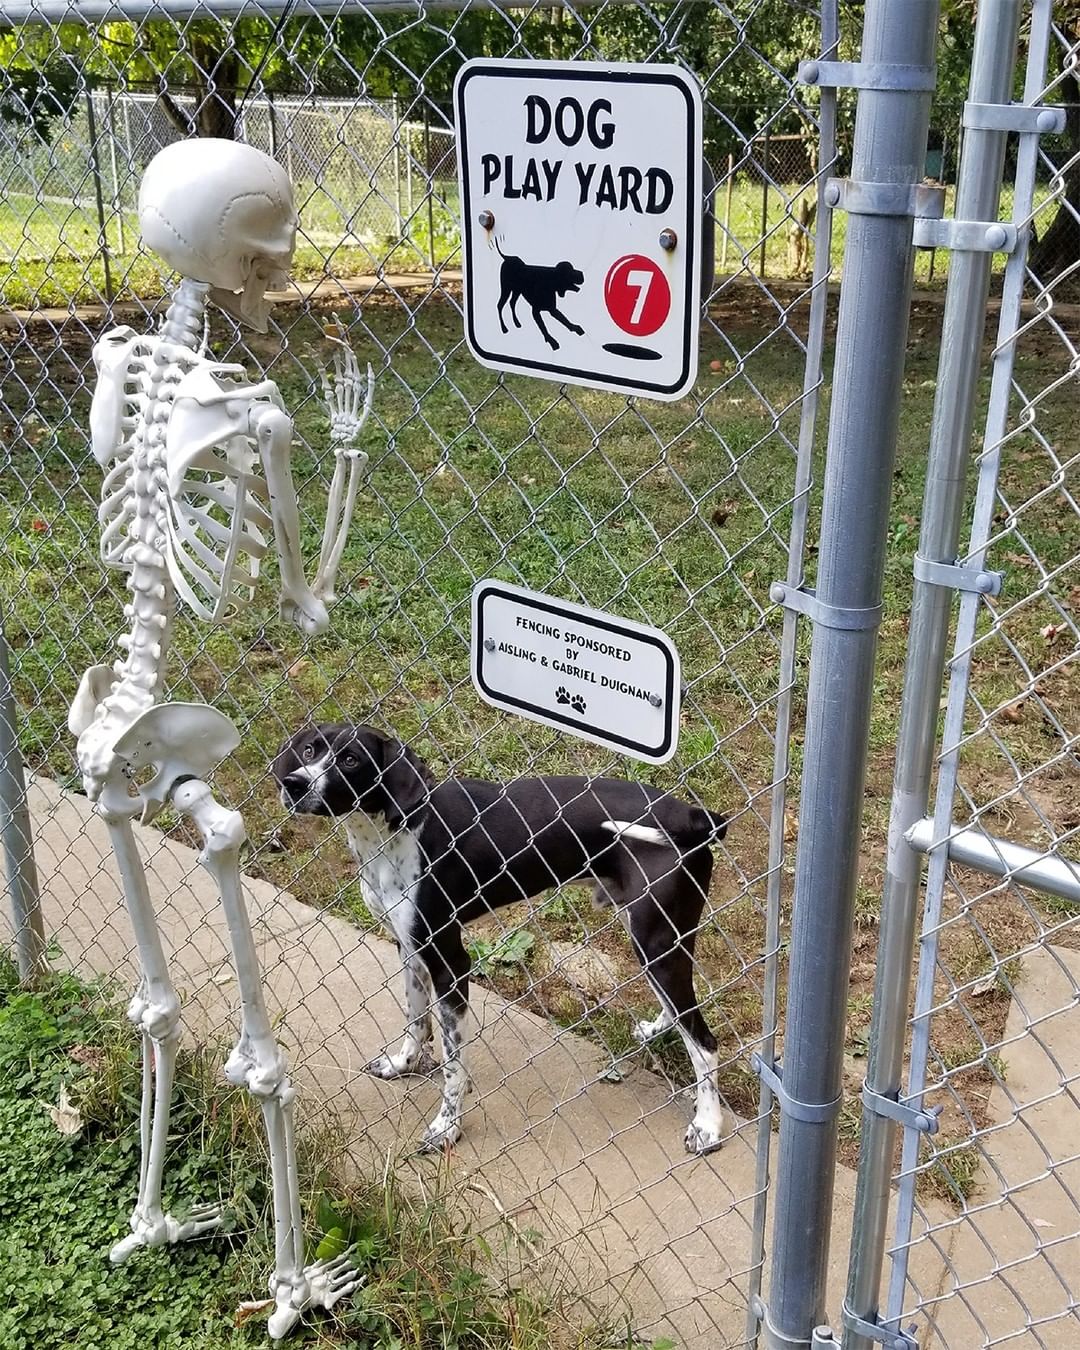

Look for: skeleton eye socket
[302,744,316,761]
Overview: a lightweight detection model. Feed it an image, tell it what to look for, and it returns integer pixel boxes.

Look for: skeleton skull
[138,139,298,331]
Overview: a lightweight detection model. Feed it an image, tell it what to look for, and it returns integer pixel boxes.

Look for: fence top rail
[0,0,635,21]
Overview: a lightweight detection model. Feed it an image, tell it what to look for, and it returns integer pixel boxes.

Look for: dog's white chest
[342,814,422,947]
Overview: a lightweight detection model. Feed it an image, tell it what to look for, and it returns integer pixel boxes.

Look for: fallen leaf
[1001,700,1025,723]
[970,971,999,997]
[43,1083,83,1136]
[1031,1217,1054,1229]
[31,518,49,532]
[286,659,310,681]
[69,1044,107,1071]
[235,1298,275,1327]
[1040,623,1067,642]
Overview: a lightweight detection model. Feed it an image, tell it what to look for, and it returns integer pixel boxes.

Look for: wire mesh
[0,2,838,1344]
[881,7,1080,1347]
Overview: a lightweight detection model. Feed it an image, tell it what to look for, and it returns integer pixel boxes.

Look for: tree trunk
[190,36,239,140]
[1028,63,1079,284]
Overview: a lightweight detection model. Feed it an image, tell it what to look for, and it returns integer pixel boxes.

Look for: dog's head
[554,260,584,295]
[272,723,432,828]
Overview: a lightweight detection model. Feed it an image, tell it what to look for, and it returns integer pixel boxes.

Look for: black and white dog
[273,723,728,1156]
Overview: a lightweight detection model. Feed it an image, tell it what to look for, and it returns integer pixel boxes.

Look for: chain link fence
[1,1,1079,1347]
[1,2,835,1344]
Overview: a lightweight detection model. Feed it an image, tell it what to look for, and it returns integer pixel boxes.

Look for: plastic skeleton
[67,139,372,1339]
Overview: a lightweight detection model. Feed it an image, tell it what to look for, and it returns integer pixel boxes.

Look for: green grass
[0,953,618,1349]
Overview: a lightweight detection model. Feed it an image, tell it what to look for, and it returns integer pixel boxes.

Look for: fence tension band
[799,60,937,92]
[770,582,883,632]
[912,554,1003,595]
[841,1304,920,1350]
[861,1082,941,1135]
[750,1053,842,1124]
[823,177,945,220]
[962,100,1067,135]
[912,217,1017,254]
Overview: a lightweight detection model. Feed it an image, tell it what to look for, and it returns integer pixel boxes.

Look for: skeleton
[67,139,373,1339]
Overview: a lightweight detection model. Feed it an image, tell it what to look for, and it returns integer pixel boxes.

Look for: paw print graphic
[555,686,587,716]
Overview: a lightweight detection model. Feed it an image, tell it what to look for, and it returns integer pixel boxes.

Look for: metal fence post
[0,616,46,985]
[85,85,113,303]
[841,4,1022,1345]
[760,3,939,1346]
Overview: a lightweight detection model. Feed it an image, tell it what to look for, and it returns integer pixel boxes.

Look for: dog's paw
[571,324,584,336]
[545,337,560,350]
[366,1048,437,1080]
[416,1116,462,1155]
[570,693,587,715]
[633,1014,671,1044]
[684,1120,724,1156]
[555,686,571,706]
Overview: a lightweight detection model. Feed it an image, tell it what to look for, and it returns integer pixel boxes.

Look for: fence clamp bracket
[862,1081,941,1135]
[841,1303,920,1350]
[750,1053,843,1124]
[799,60,937,92]
[913,553,1003,596]
[912,217,1017,254]
[963,100,1067,135]
[770,582,883,632]
[824,176,945,220]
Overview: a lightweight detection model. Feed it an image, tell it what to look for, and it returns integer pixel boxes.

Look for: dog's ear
[377,733,433,828]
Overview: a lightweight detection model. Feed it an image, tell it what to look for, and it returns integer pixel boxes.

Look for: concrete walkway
[5,775,1078,1345]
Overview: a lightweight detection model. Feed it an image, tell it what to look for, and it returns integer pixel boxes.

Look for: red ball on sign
[603,254,672,338]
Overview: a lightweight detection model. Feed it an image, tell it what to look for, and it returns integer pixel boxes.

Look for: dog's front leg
[367,954,436,1078]
[415,933,470,1153]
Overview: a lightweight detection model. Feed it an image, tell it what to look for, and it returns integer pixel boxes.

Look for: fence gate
[843,2,1080,1349]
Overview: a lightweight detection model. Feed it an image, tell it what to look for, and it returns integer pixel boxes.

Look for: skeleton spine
[97,280,208,726]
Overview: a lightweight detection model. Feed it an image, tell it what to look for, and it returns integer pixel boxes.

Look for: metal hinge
[912,554,1003,595]
[861,1082,941,1135]
[799,60,937,93]
[963,100,1066,135]
[912,217,1017,254]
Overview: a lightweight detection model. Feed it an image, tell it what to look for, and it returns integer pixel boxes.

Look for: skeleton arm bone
[250,404,330,636]
[312,331,374,603]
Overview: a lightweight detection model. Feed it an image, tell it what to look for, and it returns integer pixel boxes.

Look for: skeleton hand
[313,318,375,604]
[320,318,374,464]
[280,590,329,636]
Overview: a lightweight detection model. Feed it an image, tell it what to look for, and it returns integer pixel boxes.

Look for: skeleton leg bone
[102,803,222,1263]
[172,777,361,1338]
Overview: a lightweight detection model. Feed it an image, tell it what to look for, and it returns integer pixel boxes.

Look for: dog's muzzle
[279,772,318,812]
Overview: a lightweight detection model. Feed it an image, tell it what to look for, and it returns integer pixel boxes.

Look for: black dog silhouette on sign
[494,240,585,351]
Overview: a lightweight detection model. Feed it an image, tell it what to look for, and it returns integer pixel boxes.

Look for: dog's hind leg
[625,889,724,1156]
[497,281,512,334]
[367,954,436,1078]
[415,925,470,1153]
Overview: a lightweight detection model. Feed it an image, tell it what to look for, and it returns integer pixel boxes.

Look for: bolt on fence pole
[0,615,46,985]
[842,4,1022,1345]
[760,3,939,1347]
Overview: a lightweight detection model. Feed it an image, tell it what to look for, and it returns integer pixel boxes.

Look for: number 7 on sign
[626,269,654,326]
[604,254,672,338]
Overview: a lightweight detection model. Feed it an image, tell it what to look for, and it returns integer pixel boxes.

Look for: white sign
[454,59,703,401]
[471,580,681,764]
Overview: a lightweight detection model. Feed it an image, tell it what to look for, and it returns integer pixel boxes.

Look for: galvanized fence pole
[841,4,1022,1346]
[0,616,46,985]
[758,3,940,1346]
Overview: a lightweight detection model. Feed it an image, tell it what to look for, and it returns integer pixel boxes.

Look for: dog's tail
[492,235,507,259]
[601,807,727,850]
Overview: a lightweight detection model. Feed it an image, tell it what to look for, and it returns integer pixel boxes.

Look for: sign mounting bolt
[658,228,677,252]
[483,637,496,652]
[478,209,495,230]
[648,693,663,709]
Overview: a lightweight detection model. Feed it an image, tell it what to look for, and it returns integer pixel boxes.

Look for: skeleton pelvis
[68,665,118,737]
[114,702,242,822]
